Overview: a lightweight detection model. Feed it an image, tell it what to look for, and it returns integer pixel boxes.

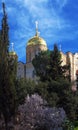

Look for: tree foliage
[32,44,70,82]
[18,94,66,130]
[32,44,78,121]
[0,3,17,130]
[15,78,36,105]
[32,50,50,81]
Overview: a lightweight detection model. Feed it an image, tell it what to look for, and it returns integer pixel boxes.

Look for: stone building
[16,22,78,84]
[17,62,26,79]
[61,51,78,82]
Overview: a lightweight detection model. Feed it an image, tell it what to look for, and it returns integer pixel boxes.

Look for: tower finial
[2,2,6,16]
[11,43,14,52]
[35,21,39,37]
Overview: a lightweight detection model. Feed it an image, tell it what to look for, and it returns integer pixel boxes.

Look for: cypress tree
[49,44,63,80]
[49,44,70,81]
[0,3,16,130]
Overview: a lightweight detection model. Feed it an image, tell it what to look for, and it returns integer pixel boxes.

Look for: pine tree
[0,3,16,130]
[48,44,64,80]
[32,44,69,82]
[32,50,50,81]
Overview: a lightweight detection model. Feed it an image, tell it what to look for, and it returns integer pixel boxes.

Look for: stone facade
[61,51,78,81]
[17,62,26,79]
[17,40,78,82]
[17,47,78,82]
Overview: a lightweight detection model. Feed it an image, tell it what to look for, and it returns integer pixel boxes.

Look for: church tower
[9,43,18,60]
[26,21,47,79]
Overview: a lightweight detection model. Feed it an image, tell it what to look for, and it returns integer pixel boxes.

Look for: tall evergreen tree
[32,44,69,82]
[32,50,50,81]
[0,3,16,130]
[47,44,62,81]
[48,44,68,81]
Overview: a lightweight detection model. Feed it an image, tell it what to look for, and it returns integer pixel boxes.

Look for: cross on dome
[35,21,38,29]
[35,21,39,37]
[11,42,14,52]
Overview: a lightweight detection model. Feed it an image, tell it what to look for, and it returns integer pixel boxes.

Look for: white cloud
[3,0,69,31]
[7,0,71,42]
[0,0,77,61]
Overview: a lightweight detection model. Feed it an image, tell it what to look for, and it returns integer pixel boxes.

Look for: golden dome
[9,51,17,56]
[9,43,17,55]
[27,35,47,46]
[27,21,47,47]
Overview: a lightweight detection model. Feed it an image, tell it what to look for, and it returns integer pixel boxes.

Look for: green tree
[36,77,78,121]
[9,52,18,81]
[15,78,36,105]
[0,3,17,130]
[49,44,68,80]
[32,44,70,82]
[32,50,50,81]
[32,44,78,121]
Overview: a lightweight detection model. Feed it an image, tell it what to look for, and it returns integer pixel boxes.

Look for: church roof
[27,35,47,46]
[9,51,17,55]
[9,43,17,56]
[27,21,47,47]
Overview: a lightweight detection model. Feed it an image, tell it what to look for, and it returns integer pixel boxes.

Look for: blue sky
[0,0,78,62]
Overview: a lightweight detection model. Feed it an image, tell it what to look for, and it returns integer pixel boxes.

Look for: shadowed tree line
[32,44,78,121]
